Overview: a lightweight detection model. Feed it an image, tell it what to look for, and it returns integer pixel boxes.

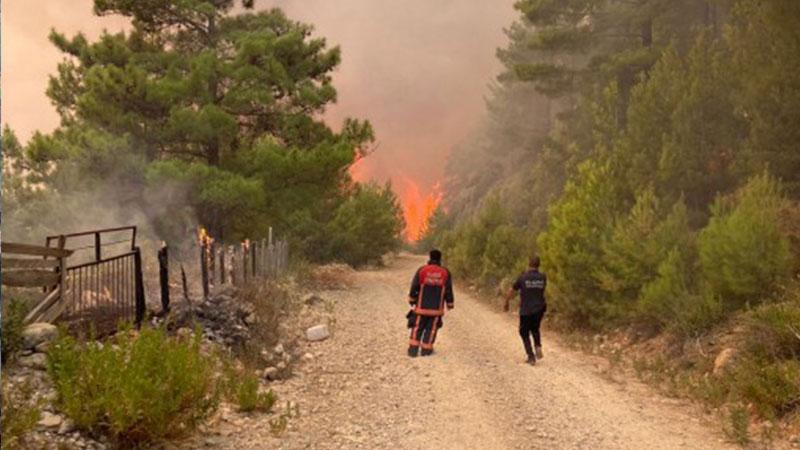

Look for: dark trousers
[519,309,545,357]
[409,315,441,351]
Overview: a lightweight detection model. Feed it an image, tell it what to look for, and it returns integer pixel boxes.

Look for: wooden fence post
[219,245,226,285]
[134,247,146,326]
[242,241,249,284]
[251,242,258,278]
[158,244,170,314]
[231,246,238,286]
[209,241,216,288]
[200,240,209,300]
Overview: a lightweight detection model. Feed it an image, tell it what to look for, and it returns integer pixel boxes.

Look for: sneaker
[408,346,419,358]
[526,355,537,365]
[421,348,434,357]
[535,346,544,360]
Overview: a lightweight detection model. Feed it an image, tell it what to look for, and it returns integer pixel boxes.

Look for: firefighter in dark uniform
[504,256,547,365]
[407,249,454,357]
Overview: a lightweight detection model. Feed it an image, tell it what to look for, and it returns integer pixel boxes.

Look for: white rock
[273,343,285,355]
[18,353,48,371]
[263,367,279,380]
[59,418,76,435]
[302,353,315,361]
[22,323,58,351]
[38,411,63,429]
[306,324,330,342]
[713,348,736,376]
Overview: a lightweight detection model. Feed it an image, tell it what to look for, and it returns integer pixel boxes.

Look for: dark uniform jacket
[409,260,454,317]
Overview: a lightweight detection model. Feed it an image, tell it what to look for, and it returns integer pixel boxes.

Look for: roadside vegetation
[423,0,800,442]
[46,325,279,448]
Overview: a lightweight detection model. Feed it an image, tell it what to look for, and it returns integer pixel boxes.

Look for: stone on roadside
[38,411,63,429]
[18,353,48,371]
[306,324,330,342]
[22,323,58,351]
[302,353,314,361]
[713,348,736,376]
[59,419,76,435]
[273,343,285,355]
[263,367,279,381]
[304,294,324,306]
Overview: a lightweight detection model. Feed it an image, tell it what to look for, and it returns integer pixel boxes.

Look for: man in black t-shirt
[504,256,547,365]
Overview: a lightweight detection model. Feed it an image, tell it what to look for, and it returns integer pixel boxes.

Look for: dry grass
[236,279,295,369]
[308,263,356,290]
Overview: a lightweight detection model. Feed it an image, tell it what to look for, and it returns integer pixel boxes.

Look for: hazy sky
[2,0,518,194]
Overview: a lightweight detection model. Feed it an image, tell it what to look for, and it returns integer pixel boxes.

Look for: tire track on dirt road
[214,253,737,450]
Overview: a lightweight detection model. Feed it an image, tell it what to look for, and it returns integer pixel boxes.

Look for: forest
[422,0,800,433]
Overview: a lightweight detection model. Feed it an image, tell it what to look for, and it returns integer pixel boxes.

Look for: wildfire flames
[400,178,442,242]
[197,226,213,246]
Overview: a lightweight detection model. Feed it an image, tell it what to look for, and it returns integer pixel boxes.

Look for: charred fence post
[251,241,258,278]
[181,263,191,305]
[158,243,170,314]
[134,247,146,326]
[219,245,226,285]
[242,241,249,284]
[200,239,210,300]
[231,246,238,286]
[209,241,216,288]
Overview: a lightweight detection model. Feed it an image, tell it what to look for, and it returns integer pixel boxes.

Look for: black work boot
[420,348,433,357]
[526,354,537,365]
[535,346,544,360]
[408,346,419,358]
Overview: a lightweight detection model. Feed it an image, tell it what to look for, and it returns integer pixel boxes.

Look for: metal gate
[46,227,145,334]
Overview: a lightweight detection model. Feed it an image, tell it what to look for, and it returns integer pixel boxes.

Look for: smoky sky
[2,0,517,193]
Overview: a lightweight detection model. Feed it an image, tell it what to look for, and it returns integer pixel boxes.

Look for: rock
[306,324,330,342]
[22,323,58,351]
[18,353,48,371]
[38,411,63,429]
[176,327,193,338]
[276,361,287,371]
[304,294,324,306]
[274,343,285,355]
[302,353,314,361]
[263,367,279,380]
[713,348,736,376]
[59,419,76,435]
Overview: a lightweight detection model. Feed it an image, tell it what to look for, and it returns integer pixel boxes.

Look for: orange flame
[198,226,213,246]
[400,179,442,242]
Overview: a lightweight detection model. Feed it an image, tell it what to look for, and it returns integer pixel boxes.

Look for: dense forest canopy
[424,0,800,331]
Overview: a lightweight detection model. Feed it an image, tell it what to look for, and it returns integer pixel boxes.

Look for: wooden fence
[158,227,290,311]
[1,227,145,334]
[2,225,289,333]
[1,241,73,324]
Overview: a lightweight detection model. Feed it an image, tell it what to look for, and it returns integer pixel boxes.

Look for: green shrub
[324,183,404,267]
[699,173,792,310]
[1,379,42,450]
[481,224,526,287]
[598,194,695,322]
[638,249,723,336]
[1,297,29,365]
[538,159,622,328]
[744,301,800,360]
[726,405,750,446]
[47,327,220,447]
[233,372,277,413]
[731,358,800,420]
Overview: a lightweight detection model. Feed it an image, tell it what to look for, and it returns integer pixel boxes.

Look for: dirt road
[213,254,737,450]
